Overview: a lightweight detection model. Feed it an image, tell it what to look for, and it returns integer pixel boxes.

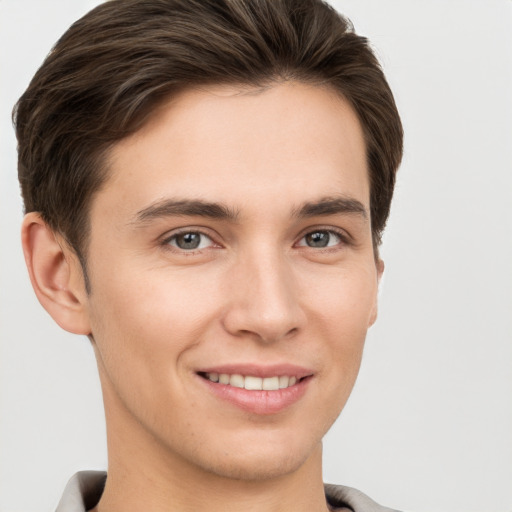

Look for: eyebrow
[131,195,367,226]
[293,196,368,221]
[132,199,240,224]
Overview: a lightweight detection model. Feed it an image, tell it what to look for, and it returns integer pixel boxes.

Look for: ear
[21,212,91,335]
[368,258,385,327]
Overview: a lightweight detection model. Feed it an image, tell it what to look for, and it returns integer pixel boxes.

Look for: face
[82,82,381,481]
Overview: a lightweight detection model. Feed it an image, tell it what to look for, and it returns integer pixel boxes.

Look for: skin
[22,82,383,512]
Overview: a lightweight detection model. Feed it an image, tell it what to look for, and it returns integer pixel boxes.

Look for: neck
[93,370,330,512]
[97,447,329,512]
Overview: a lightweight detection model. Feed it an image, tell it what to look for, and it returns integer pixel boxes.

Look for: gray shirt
[55,471,400,512]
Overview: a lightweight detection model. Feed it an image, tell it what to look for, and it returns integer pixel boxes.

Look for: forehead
[97,82,369,222]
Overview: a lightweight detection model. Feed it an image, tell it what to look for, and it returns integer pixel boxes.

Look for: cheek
[86,261,224,385]
[86,265,228,440]
[300,263,377,393]
[300,261,378,334]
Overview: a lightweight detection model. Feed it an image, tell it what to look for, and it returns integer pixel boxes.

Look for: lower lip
[198,375,311,415]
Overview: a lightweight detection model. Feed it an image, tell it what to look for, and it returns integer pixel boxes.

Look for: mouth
[196,366,313,415]
[198,372,304,390]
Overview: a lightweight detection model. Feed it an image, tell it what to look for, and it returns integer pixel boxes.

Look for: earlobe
[21,212,91,335]
[368,259,385,327]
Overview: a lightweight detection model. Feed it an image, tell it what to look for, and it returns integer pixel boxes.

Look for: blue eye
[167,231,214,251]
[298,230,342,248]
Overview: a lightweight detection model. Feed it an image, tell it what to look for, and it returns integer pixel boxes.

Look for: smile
[197,367,312,415]
[202,372,298,390]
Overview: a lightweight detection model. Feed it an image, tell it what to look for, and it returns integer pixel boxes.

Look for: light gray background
[1,1,511,511]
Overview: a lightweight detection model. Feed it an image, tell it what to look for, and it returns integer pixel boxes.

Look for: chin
[202,449,313,482]
[182,433,323,482]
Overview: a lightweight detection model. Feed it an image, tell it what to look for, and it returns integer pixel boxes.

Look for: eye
[165,231,215,251]
[297,230,343,248]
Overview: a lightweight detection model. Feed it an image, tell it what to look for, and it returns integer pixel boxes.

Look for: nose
[222,250,305,343]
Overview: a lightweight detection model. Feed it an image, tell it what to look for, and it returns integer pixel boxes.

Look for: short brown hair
[14,0,403,269]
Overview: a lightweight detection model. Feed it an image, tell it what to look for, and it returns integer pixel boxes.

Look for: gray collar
[56,471,400,512]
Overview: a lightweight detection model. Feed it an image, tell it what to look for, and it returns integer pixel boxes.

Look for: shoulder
[55,472,106,512]
[325,483,402,512]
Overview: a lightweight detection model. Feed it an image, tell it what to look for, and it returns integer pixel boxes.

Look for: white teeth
[229,374,244,388]
[206,373,300,390]
[244,376,263,390]
[219,373,230,385]
[262,376,279,391]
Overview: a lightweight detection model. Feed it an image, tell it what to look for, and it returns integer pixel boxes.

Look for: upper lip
[196,363,314,379]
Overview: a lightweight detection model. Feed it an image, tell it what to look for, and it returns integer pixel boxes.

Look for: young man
[14,0,402,511]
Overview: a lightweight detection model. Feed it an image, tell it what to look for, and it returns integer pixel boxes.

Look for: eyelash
[160,229,218,254]
[295,227,350,250]
[160,227,351,254]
